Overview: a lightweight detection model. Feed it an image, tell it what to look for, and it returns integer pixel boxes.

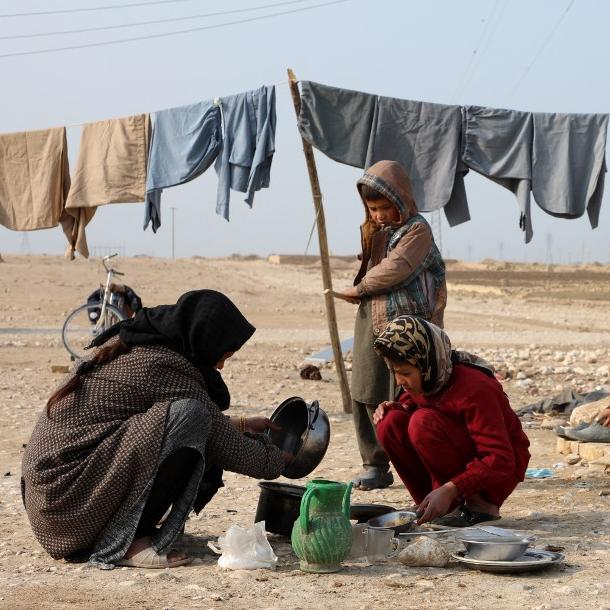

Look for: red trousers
[376,408,523,507]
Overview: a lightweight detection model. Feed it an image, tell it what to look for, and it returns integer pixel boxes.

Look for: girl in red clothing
[372,315,530,527]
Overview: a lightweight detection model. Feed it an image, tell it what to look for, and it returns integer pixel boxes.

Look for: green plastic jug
[291,479,353,573]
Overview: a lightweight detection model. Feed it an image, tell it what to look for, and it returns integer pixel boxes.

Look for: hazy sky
[1,0,609,263]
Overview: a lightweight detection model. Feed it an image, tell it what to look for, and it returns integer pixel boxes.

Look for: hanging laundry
[0,127,71,234]
[298,81,470,226]
[64,114,150,258]
[532,113,607,230]
[461,107,608,242]
[461,106,534,240]
[144,100,222,232]
[215,85,276,220]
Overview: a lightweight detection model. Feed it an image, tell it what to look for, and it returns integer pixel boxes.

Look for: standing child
[335,160,447,491]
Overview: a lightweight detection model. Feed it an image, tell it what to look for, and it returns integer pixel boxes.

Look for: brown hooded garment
[353,160,447,330]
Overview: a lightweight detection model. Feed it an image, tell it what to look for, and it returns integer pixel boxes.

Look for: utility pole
[170,206,176,260]
[20,232,31,254]
[545,233,553,264]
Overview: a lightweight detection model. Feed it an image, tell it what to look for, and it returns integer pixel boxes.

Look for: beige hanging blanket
[64,114,149,258]
[0,127,71,233]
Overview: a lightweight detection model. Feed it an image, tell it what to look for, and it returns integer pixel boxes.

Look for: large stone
[398,537,449,568]
[570,398,609,426]
[579,443,610,462]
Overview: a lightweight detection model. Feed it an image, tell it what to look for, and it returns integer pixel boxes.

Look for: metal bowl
[350,503,397,524]
[461,536,531,561]
[267,397,330,479]
[367,510,418,535]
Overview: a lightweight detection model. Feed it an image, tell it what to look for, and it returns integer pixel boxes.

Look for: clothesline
[58,80,289,130]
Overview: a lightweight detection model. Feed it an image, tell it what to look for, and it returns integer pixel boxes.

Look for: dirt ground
[0,254,609,610]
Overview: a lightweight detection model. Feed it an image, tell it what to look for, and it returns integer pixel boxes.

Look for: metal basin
[367,510,418,535]
[267,397,330,479]
[461,536,531,561]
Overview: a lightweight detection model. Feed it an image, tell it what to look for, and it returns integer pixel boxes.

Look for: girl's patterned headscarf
[373,315,494,396]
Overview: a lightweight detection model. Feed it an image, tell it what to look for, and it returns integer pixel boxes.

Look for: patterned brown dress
[21,343,284,566]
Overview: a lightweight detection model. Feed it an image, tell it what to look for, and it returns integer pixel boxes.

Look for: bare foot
[124,536,188,563]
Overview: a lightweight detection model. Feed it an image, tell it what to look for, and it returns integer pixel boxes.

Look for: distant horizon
[2,249,609,268]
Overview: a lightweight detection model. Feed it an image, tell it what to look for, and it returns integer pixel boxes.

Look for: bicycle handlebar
[102,252,121,274]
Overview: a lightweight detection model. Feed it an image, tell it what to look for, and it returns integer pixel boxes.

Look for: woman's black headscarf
[89,289,255,410]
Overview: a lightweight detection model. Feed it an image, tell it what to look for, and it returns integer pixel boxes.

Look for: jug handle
[308,400,320,429]
[300,486,316,533]
[342,481,353,519]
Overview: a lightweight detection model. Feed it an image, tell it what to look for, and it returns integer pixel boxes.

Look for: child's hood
[356,160,418,223]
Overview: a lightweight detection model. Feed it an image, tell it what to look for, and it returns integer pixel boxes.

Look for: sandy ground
[1,254,609,610]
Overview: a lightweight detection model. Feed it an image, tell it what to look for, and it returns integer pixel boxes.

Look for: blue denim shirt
[145,100,222,232]
[215,85,276,220]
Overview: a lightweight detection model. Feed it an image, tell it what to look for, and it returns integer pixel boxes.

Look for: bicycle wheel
[62,302,126,360]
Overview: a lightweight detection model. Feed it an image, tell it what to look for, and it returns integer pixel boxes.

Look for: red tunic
[377,363,530,504]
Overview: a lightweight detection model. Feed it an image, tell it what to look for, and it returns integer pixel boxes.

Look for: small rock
[414,579,435,590]
[118,580,136,587]
[564,454,581,465]
[553,585,577,594]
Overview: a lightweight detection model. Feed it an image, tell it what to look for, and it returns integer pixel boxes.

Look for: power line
[451,0,502,102]
[0,0,352,59]
[453,0,509,102]
[0,0,200,18]
[0,0,311,40]
[505,0,575,103]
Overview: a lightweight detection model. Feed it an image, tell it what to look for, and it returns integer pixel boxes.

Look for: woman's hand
[373,401,405,425]
[245,416,282,435]
[596,406,610,427]
[416,482,459,525]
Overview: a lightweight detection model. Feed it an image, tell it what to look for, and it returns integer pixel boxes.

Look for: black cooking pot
[267,396,330,479]
[255,481,305,537]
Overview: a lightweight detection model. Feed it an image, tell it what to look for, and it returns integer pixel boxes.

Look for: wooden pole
[287,68,352,414]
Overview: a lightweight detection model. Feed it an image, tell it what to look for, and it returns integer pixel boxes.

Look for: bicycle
[62,253,128,360]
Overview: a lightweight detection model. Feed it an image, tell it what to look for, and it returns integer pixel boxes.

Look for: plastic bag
[216,521,278,570]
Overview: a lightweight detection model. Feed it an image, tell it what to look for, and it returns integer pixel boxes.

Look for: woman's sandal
[116,546,192,569]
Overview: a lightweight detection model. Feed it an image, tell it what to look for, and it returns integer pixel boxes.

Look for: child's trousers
[376,407,525,507]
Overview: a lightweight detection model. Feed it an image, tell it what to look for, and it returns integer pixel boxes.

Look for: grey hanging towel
[298,80,470,227]
[215,85,276,221]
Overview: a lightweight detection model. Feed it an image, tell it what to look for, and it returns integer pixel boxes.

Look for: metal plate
[452,549,564,573]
